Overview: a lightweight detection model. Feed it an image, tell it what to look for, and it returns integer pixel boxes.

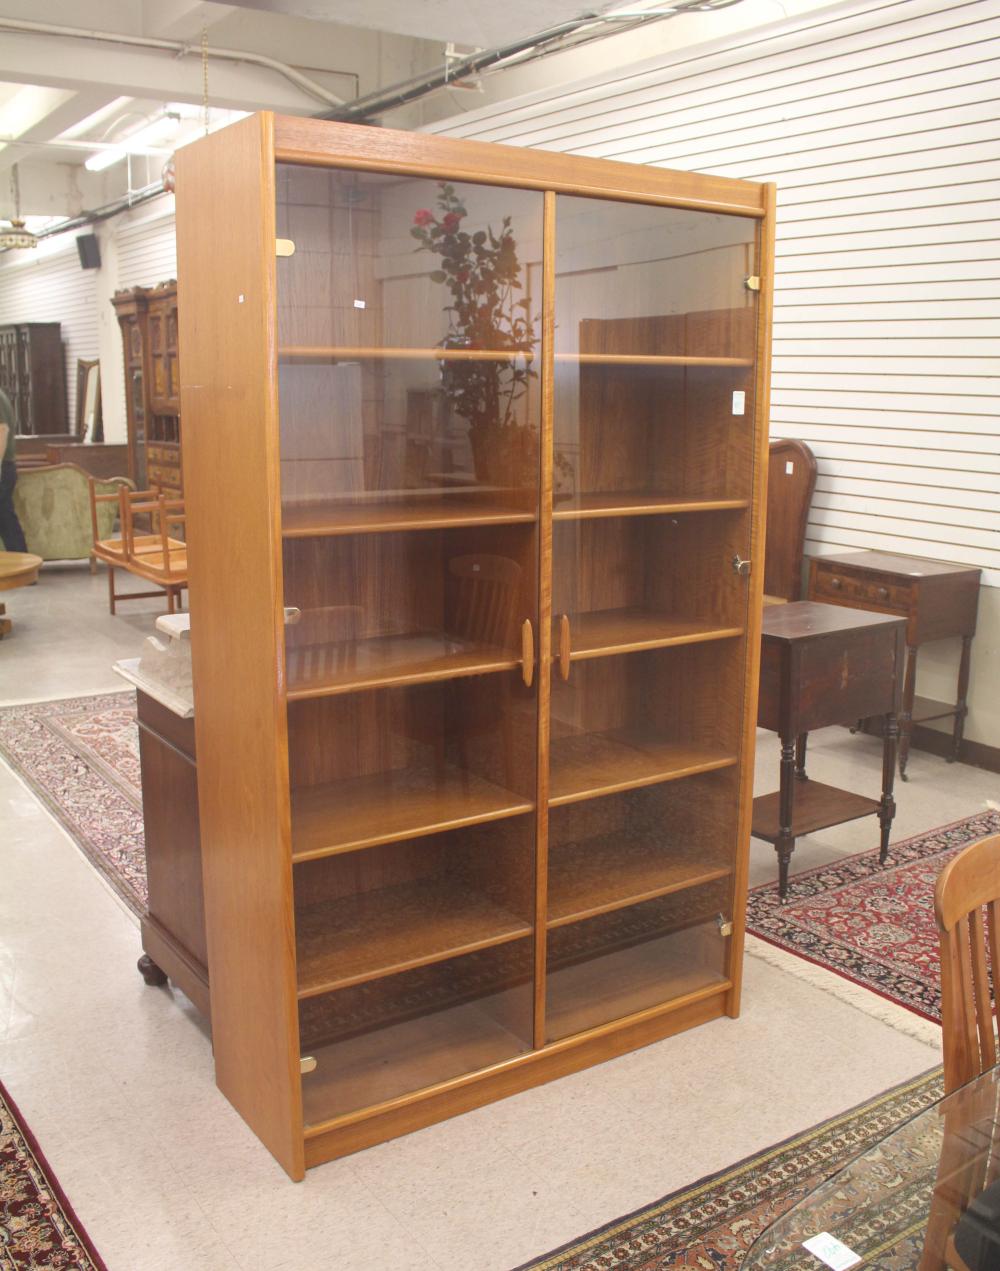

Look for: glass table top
[744,1065,1000,1270]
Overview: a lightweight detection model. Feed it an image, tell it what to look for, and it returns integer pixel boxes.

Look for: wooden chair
[917,836,1000,1271]
[121,493,188,615]
[935,833,1000,1092]
[89,479,187,614]
[763,439,817,605]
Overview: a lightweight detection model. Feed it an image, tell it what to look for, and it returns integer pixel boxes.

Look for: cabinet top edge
[268,113,768,218]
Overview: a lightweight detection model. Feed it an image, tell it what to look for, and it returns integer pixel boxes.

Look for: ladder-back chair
[935,833,1000,1092]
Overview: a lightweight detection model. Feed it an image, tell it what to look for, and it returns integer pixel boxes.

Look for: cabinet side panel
[176,113,305,1179]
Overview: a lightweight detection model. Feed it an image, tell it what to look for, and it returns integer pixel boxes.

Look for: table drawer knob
[829,576,842,590]
[877,586,889,600]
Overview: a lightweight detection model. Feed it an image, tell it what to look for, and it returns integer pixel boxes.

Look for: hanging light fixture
[0,165,38,250]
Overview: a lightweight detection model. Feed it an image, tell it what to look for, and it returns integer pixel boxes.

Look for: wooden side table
[0,550,42,638]
[809,551,981,780]
[753,601,906,899]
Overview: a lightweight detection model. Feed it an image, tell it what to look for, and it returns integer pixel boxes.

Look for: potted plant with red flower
[411,182,539,487]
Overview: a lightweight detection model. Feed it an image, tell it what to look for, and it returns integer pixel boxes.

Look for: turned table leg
[878,712,899,864]
[776,736,797,901]
[950,634,973,763]
[899,644,918,782]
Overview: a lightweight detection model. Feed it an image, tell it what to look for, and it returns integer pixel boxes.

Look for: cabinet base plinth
[302,984,728,1169]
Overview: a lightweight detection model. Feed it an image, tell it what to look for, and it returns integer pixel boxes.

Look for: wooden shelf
[282,496,536,537]
[547,926,729,1040]
[549,729,736,806]
[553,494,749,521]
[548,835,730,928]
[751,780,880,843]
[555,352,752,367]
[569,609,743,660]
[291,766,534,863]
[286,632,518,700]
[296,878,531,997]
[280,348,749,368]
[281,345,535,363]
[911,695,962,724]
[302,993,531,1125]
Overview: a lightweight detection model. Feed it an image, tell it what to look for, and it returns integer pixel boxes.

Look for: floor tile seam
[354,1137,592,1267]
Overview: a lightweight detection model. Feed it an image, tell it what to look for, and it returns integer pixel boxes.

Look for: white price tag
[354,299,367,309]
[732,390,746,415]
[785,461,795,475]
[802,1232,862,1270]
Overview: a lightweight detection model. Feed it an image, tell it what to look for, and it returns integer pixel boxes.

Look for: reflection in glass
[275,166,543,517]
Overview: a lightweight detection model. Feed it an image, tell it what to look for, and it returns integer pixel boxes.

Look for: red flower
[442,211,462,231]
[456,270,469,283]
[413,209,433,226]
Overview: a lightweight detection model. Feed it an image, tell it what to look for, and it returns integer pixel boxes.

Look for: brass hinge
[744,274,761,292]
[717,914,734,938]
[300,1055,317,1074]
[732,555,752,578]
[276,238,296,257]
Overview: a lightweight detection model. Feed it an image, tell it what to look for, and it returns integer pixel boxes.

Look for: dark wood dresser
[809,551,981,779]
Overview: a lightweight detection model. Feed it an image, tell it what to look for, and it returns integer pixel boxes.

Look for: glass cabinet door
[275,165,544,1120]
[546,195,760,1040]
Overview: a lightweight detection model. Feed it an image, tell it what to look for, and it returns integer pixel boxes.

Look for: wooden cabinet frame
[175,113,773,1179]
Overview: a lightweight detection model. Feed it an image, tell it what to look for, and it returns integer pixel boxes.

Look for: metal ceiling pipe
[0,15,344,107]
[318,0,744,123]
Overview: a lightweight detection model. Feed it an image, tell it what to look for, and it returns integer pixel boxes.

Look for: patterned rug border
[514,1065,943,1271]
[1,1078,108,1271]
[755,808,999,895]
[745,807,1000,1024]
[0,690,144,916]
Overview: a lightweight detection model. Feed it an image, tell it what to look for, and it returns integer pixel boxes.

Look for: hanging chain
[201,26,210,135]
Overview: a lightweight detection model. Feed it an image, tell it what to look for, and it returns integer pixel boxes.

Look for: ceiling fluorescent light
[85,145,127,172]
[84,114,175,172]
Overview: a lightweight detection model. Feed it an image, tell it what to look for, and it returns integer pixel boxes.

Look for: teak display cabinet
[175,113,774,1178]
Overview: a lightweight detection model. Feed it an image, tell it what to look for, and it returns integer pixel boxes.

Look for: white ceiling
[225,0,620,47]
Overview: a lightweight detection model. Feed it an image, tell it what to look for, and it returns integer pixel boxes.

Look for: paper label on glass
[802,1232,862,1270]
[732,390,746,415]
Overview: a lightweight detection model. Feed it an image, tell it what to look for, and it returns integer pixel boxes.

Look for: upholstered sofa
[0,462,133,563]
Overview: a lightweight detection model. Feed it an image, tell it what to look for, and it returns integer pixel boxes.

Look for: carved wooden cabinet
[0,322,67,435]
[112,282,182,495]
[171,113,774,1178]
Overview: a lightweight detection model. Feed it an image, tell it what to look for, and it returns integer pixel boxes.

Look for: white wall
[0,194,178,444]
[427,0,1000,747]
[0,236,98,431]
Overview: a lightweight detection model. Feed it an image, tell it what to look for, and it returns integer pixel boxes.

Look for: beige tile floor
[2,563,994,1270]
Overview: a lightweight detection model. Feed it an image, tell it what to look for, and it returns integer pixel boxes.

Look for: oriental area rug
[0,691,146,914]
[0,1079,107,1270]
[517,1067,943,1270]
[746,806,1000,1023]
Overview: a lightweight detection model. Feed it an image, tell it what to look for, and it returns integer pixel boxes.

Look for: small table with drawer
[808,551,981,780]
[753,601,905,899]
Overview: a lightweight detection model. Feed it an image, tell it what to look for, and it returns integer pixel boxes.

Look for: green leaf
[429,270,447,283]
[410,227,424,238]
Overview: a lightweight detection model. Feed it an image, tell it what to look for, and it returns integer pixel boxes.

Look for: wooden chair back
[934,833,1000,1092]
[447,554,522,651]
[764,439,817,602]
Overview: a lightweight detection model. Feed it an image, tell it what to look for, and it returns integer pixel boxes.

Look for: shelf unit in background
[168,112,774,1178]
[112,282,182,494]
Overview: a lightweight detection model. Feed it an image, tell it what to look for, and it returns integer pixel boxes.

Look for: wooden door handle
[558,613,571,681]
[521,618,534,688]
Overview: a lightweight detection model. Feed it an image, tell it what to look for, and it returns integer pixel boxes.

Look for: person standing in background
[0,385,28,553]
